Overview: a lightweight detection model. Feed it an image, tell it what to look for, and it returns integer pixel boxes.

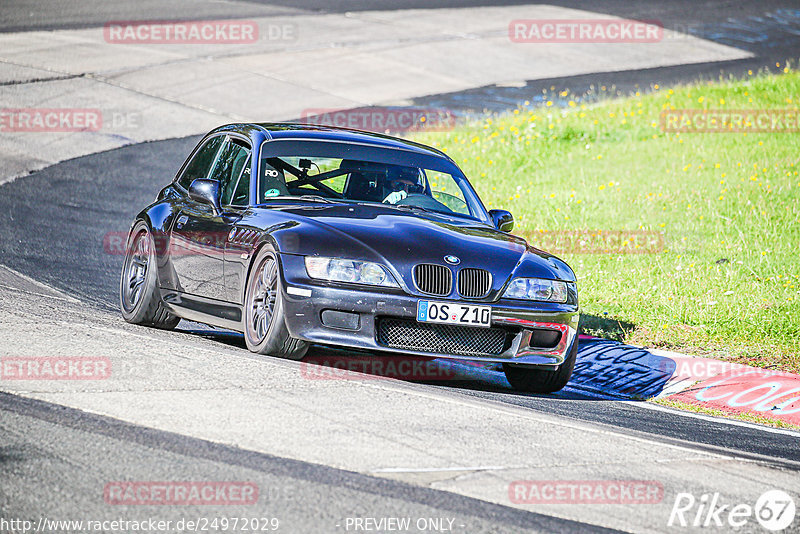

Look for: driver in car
[382,166,425,204]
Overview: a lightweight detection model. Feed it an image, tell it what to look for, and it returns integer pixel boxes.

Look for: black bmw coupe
[120,123,580,392]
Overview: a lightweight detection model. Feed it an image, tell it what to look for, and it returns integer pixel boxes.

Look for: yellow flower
[546,101,553,107]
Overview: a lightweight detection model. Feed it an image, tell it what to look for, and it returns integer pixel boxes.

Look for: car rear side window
[177,135,225,190]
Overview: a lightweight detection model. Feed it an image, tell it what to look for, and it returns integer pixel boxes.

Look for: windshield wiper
[279,194,339,203]
[392,203,436,214]
[300,194,335,203]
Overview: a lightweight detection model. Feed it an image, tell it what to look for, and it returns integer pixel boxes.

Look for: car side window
[178,135,225,190]
[213,139,252,207]
[230,159,252,206]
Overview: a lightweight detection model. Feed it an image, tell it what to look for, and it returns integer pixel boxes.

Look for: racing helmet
[387,165,425,195]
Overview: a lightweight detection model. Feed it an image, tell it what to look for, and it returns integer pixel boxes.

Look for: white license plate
[416,301,492,328]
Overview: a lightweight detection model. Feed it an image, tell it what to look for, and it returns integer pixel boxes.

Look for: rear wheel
[243,246,308,360]
[119,221,180,329]
[503,338,578,393]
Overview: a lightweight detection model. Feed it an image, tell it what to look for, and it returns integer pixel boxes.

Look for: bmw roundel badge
[444,255,460,265]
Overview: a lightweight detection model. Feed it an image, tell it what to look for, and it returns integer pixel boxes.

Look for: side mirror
[489,209,514,232]
[188,179,221,214]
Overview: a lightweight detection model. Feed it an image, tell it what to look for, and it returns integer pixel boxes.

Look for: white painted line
[0,264,80,303]
[372,466,507,473]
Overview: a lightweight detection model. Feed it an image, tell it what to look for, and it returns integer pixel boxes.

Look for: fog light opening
[321,310,361,331]
[527,328,562,349]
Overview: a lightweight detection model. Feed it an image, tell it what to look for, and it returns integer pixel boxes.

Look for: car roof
[210,122,453,161]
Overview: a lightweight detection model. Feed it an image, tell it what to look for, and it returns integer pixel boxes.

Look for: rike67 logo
[668,490,795,531]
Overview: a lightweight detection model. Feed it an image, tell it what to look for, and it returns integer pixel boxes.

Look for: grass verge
[412,66,799,373]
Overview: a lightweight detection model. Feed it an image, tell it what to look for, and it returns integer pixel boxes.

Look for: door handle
[176,215,189,229]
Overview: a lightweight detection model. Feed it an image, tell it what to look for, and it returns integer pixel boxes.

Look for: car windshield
[257,140,488,222]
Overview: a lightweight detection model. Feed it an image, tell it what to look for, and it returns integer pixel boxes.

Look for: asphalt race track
[1,134,799,464]
[1,394,615,534]
[2,1,800,532]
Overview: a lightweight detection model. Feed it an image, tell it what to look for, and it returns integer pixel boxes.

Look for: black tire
[503,337,578,393]
[243,245,309,360]
[119,221,180,329]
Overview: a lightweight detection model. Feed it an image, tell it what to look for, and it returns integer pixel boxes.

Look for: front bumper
[278,254,579,368]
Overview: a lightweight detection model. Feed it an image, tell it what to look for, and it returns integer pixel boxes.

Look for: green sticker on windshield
[264,188,280,198]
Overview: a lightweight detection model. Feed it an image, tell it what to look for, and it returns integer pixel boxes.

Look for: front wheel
[243,246,308,360]
[119,221,180,329]
[503,337,578,393]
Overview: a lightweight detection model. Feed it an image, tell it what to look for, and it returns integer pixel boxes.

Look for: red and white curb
[571,336,800,427]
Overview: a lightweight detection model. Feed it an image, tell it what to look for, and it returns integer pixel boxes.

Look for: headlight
[502,278,568,303]
[305,257,399,287]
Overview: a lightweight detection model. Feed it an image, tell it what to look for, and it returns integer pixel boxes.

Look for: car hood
[250,203,574,290]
